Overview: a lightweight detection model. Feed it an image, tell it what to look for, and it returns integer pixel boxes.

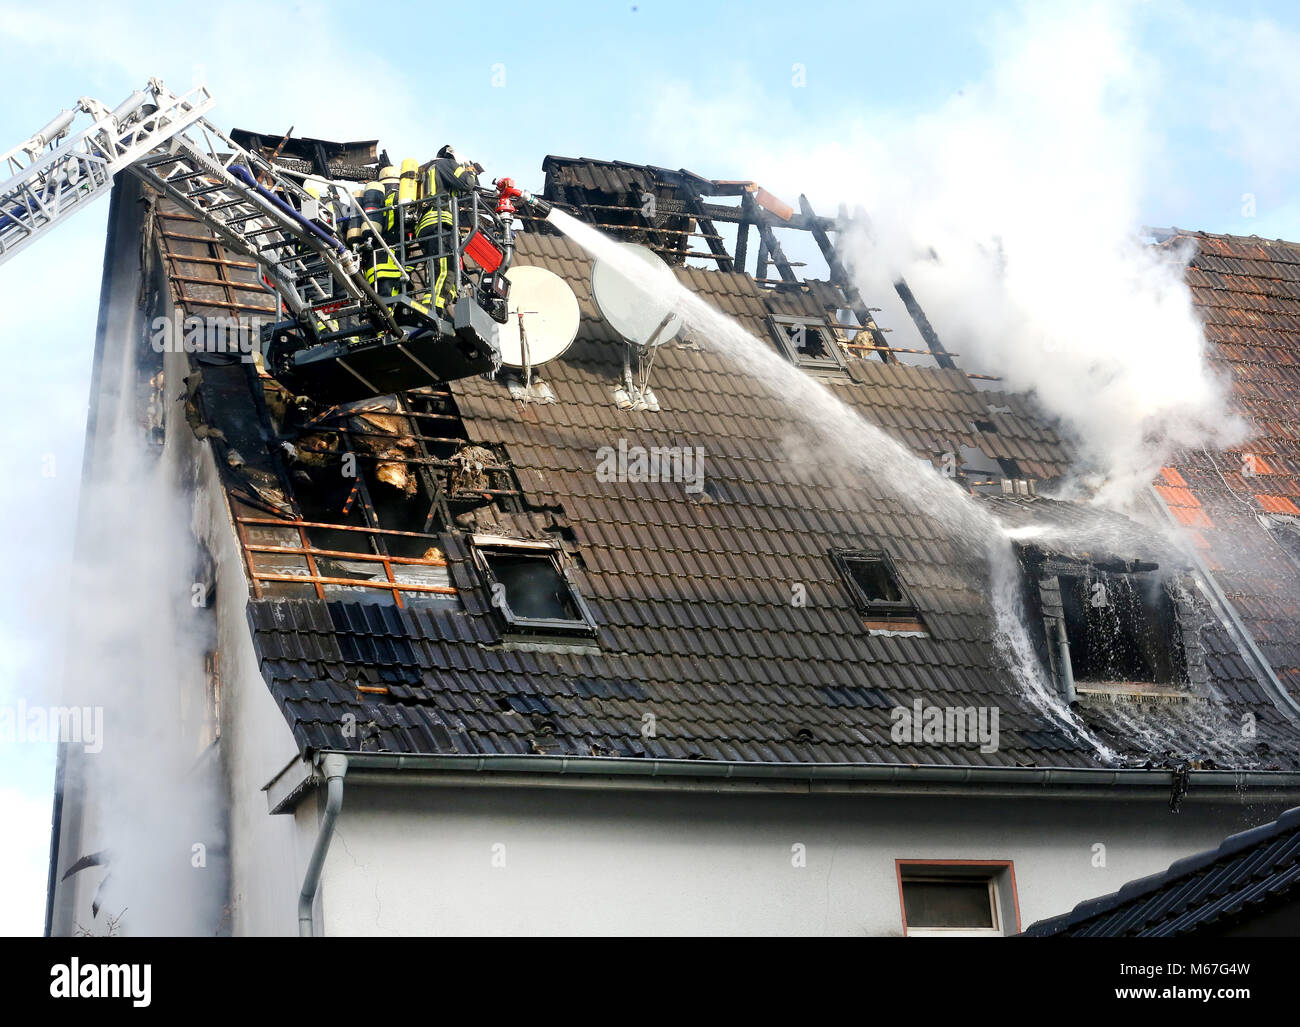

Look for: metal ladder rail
[0,81,214,265]
[127,116,397,333]
[0,79,398,339]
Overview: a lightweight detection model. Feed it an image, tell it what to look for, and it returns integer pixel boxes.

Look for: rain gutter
[265,751,1300,814]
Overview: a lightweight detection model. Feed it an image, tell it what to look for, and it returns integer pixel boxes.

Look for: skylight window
[830,548,924,629]
[770,314,846,371]
[471,536,597,636]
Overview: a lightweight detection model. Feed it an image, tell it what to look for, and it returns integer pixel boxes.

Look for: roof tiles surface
[1156,232,1300,703]
[222,227,1300,771]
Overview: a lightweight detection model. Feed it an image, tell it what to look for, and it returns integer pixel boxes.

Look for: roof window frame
[470,534,598,637]
[769,313,848,372]
[829,547,920,620]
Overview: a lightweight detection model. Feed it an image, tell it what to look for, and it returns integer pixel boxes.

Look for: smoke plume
[834,4,1247,504]
[648,2,1269,507]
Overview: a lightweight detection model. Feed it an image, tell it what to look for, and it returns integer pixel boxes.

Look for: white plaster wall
[315,784,1291,936]
[199,454,311,937]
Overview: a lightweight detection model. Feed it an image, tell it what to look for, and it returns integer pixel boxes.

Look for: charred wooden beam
[746,193,798,284]
[734,220,749,274]
[797,194,896,363]
[684,186,734,273]
[697,199,836,233]
[892,277,958,371]
[706,180,754,196]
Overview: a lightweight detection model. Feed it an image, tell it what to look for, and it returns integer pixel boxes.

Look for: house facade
[46,158,1300,937]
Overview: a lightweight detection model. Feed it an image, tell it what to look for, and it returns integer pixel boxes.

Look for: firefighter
[344,187,365,248]
[415,145,483,313]
[378,165,400,244]
[359,168,405,298]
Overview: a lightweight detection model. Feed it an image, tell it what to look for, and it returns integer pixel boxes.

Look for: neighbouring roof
[152,173,1300,774]
[1153,232,1300,706]
[1022,804,1300,936]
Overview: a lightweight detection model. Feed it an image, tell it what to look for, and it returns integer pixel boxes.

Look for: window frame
[769,314,848,372]
[829,547,920,620]
[896,860,1020,938]
[1055,565,1186,687]
[470,534,598,636]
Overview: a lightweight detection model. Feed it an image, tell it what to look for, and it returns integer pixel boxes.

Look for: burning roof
[154,157,1300,775]
[1152,231,1300,708]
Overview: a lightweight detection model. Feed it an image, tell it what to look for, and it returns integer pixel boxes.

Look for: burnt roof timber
[809,200,958,371]
[734,219,750,274]
[745,192,799,285]
[697,199,837,233]
[683,185,735,274]
[892,277,959,371]
[799,194,899,363]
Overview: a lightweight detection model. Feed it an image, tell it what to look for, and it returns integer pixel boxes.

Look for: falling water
[548,208,1116,760]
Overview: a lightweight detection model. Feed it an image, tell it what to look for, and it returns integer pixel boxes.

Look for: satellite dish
[499,265,580,368]
[590,242,683,347]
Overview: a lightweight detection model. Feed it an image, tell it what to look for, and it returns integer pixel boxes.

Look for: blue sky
[2,0,1299,936]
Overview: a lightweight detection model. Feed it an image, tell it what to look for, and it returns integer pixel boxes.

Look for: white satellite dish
[499,265,581,368]
[590,242,683,347]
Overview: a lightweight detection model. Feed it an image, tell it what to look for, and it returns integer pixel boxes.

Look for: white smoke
[53,287,226,936]
[834,4,1247,504]
[647,2,1268,507]
[63,464,226,935]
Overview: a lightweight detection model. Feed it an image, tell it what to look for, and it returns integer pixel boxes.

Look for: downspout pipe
[298,753,347,937]
[1055,618,1077,705]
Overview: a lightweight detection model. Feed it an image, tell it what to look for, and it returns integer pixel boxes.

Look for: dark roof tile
[207,208,1300,772]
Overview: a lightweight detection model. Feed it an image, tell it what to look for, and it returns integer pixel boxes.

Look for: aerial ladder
[0,79,550,404]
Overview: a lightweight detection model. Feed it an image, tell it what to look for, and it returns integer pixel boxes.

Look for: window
[770,314,846,371]
[897,861,1019,937]
[1261,513,1300,571]
[472,535,597,636]
[830,548,924,630]
[1058,572,1184,685]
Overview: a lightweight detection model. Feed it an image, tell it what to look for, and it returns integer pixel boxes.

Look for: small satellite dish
[590,242,683,347]
[499,265,580,368]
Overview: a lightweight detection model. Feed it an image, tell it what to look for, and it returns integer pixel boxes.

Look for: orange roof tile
[1256,494,1300,515]
[1171,506,1215,529]
[1154,483,1200,508]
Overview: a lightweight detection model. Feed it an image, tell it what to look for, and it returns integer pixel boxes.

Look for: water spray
[547,207,1116,761]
